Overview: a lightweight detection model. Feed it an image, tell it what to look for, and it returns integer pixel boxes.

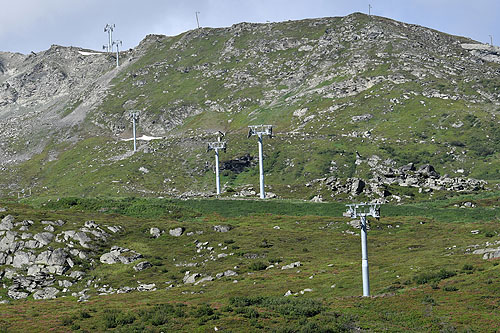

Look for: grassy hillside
[0,195,498,331]
[1,13,499,199]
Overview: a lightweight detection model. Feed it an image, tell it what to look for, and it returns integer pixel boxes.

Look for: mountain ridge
[0,12,498,200]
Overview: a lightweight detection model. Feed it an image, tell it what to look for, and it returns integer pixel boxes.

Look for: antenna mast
[344,203,381,297]
[207,132,226,195]
[248,125,273,199]
[195,11,201,29]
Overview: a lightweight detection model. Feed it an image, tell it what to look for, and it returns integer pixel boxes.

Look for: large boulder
[0,231,20,253]
[213,225,232,233]
[35,248,68,266]
[133,261,152,272]
[12,251,35,268]
[0,215,15,231]
[33,232,54,246]
[33,287,59,300]
[169,227,184,237]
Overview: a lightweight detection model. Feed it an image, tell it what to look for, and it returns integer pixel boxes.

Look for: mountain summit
[0,13,498,200]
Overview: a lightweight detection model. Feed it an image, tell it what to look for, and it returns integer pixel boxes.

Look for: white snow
[78,51,103,56]
[122,135,163,142]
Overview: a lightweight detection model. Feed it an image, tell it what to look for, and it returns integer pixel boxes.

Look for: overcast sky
[1,0,498,54]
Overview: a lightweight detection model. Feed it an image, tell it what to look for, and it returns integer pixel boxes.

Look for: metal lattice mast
[207,132,226,195]
[344,202,381,297]
[129,111,140,152]
[248,125,273,199]
[104,24,115,53]
[113,40,122,67]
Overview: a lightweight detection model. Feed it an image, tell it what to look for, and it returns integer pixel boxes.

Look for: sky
[0,0,498,54]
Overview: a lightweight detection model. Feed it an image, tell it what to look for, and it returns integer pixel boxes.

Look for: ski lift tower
[104,24,115,53]
[248,125,273,199]
[113,40,122,67]
[206,131,226,195]
[128,111,140,152]
[344,202,381,297]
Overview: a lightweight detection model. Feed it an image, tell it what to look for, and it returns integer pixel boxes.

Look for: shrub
[249,261,268,271]
[462,264,474,271]
[414,268,456,284]
[443,286,458,292]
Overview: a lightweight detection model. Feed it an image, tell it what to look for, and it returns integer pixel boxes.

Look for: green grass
[0,196,499,331]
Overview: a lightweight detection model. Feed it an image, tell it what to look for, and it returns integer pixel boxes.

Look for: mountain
[0,13,499,201]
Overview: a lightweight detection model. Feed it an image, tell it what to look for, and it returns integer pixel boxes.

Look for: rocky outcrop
[100,246,142,264]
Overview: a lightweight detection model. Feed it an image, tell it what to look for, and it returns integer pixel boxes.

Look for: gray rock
[33,287,59,300]
[133,261,152,271]
[223,270,237,277]
[0,207,6,212]
[194,276,214,285]
[27,265,42,276]
[169,227,184,237]
[213,225,232,233]
[0,231,20,253]
[69,271,85,279]
[41,220,65,226]
[12,251,35,268]
[0,215,15,231]
[58,280,73,288]
[35,248,67,266]
[137,283,156,291]
[106,226,121,233]
[7,290,29,300]
[72,231,92,248]
[150,227,162,238]
[100,248,142,264]
[24,240,41,249]
[351,179,365,195]
[281,261,302,270]
[0,252,7,265]
[183,272,201,284]
[43,225,55,232]
[33,232,54,246]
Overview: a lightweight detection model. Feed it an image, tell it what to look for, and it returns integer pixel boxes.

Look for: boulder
[183,272,201,284]
[35,248,68,266]
[169,227,184,237]
[7,290,29,300]
[0,231,20,253]
[0,252,7,265]
[133,261,152,272]
[137,283,156,292]
[150,227,162,238]
[33,287,59,300]
[281,261,302,270]
[417,164,439,178]
[351,179,365,195]
[213,225,232,233]
[194,276,214,285]
[12,251,34,268]
[0,215,14,231]
[33,232,54,246]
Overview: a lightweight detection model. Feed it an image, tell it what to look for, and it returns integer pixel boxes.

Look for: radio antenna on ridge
[195,11,201,29]
[248,125,273,199]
